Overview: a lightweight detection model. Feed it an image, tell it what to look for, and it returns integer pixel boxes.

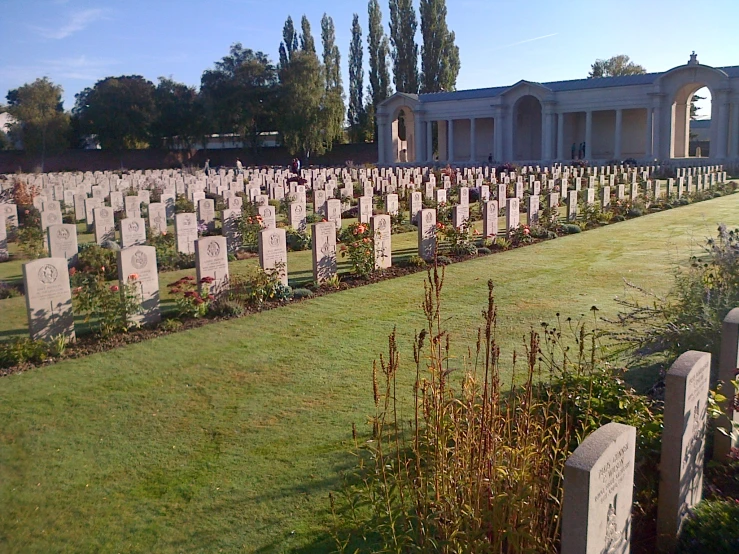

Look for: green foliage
[406,254,427,267]
[6,77,70,168]
[73,75,157,150]
[388,0,419,93]
[167,276,214,318]
[419,0,460,93]
[237,213,262,252]
[0,282,22,299]
[339,222,375,278]
[147,232,195,272]
[175,194,194,214]
[17,209,44,260]
[589,55,646,78]
[0,337,50,368]
[477,246,491,255]
[610,225,739,361]
[285,226,311,251]
[347,14,369,143]
[209,298,246,318]
[367,0,392,117]
[436,218,478,256]
[675,500,739,553]
[152,77,206,151]
[291,287,314,300]
[76,243,118,281]
[561,223,581,234]
[159,318,184,333]
[227,265,291,309]
[73,274,142,337]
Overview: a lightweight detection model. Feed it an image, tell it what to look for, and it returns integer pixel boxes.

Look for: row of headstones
[561,308,739,553]
[22,214,395,340]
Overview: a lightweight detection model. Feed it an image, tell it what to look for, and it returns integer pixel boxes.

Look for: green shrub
[477,246,492,255]
[159,318,184,333]
[291,287,314,300]
[73,273,142,336]
[675,500,739,553]
[436,255,452,265]
[286,227,311,251]
[0,338,50,368]
[209,298,246,318]
[175,195,194,214]
[76,244,118,281]
[406,255,427,267]
[0,282,22,299]
[561,223,581,234]
[17,209,44,260]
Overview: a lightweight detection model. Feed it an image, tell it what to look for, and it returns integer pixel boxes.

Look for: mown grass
[0,194,738,552]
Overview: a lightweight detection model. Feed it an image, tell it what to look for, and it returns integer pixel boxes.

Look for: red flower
[69,267,77,276]
[184,291,196,298]
[200,276,215,284]
[110,285,119,292]
[207,294,215,301]
[184,276,195,281]
[193,297,204,305]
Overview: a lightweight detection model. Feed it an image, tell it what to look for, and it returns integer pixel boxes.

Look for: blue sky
[2,0,738,118]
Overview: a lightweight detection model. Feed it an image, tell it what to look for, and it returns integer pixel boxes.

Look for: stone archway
[670,82,714,158]
[391,107,415,163]
[513,95,542,160]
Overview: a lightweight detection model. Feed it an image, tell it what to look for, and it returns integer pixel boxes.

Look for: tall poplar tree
[300,15,316,54]
[368,0,392,114]
[348,14,368,142]
[389,0,419,93]
[419,0,460,93]
[321,14,345,147]
[279,16,299,67]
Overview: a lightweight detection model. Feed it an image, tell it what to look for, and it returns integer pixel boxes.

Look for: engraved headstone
[120,217,147,248]
[326,199,342,230]
[160,192,175,219]
[93,207,115,245]
[23,257,75,341]
[288,201,307,231]
[174,213,198,254]
[452,204,470,229]
[385,193,399,216]
[197,198,216,232]
[195,236,229,296]
[357,196,372,224]
[506,197,520,232]
[418,209,436,261]
[47,224,78,265]
[714,308,739,460]
[148,202,167,236]
[312,221,337,284]
[0,215,7,261]
[657,351,711,552]
[117,245,161,326]
[258,227,288,286]
[482,200,498,238]
[371,214,392,270]
[0,203,19,229]
[258,204,277,229]
[221,209,241,253]
[561,422,637,554]
[527,195,539,226]
[40,209,63,231]
[409,191,422,224]
[567,190,578,221]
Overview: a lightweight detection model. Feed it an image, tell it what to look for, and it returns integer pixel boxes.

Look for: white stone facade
[377,54,739,165]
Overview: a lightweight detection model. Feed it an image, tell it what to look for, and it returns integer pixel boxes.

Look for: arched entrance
[391,107,415,163]
[670,83,714,158]
[513,95,542,160]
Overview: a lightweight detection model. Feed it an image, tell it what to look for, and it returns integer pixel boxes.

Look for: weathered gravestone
[288,202,307,231]
[23,257,75,341]
[567,190,578,221]
[452,205,470,229]
[371,214,392,270]
[40,209,63,232]
[601,186,611,209]
[148,203,167,236]
[195,236,229,296]
[385,193,399,216]
[47,224,78,265]
[561,422,636,554]
[117,245,160,326]
[459,186,469,207]
[527,195,539,226]
[656,350,711,552]
[160,192,175,219]
[124,195,141,219]
[482,200,498,238]
[506,197,520,232]
[228,195,243,210]
[357,196,372,224]
[0,203,19,228]
[120,217,147,248]
[258,204,277,229]
[221,209,241,253]
[418,209,436,261]
[174,213,198,254]
[258,227,288,286]
[93,207,115,245]
[326,199,342,230]
[313,189,327,217]
[435,188,447,205]
[714,308,739,460]
[409,191,423,223]
[197,199,216,232]
[312,221,337,284]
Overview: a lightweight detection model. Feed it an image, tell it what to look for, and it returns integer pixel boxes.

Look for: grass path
[1,194,738,552]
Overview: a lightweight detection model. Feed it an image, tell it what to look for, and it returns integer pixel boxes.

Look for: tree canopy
[73,75,157,150]
[389,0,419,94]
[6,77,70,168]
[419,0,460,93]
[588,55,646,78]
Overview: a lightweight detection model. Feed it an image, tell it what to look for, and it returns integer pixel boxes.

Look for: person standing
[204,158,211,176]
[236,157,243,175]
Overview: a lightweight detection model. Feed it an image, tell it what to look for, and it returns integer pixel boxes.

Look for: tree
[200,44,278,150]
[321,14,346,145]
[588,55,646,78]
[279,16,299,68]
[73,75,157,151]
[389,0,419,94]
[278,50,334,158]
[300,15,316,54]
[348,14,369,142]
[152,78,206,152]
[368,0,392,130]
[419,0,460,93]
[6,77,70,170]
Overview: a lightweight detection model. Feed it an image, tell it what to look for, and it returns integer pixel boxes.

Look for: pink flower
[110,285,119,292]
[69,267,77,276]
[100,266,105,272]
[128,273,139,281]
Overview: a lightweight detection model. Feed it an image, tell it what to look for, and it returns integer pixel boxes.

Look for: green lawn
[1,194,738,553]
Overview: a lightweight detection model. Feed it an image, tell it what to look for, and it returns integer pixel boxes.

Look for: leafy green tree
[6,77,70,169]
[279,16,299,67]
[73,75,157,150]
[588,55,646,78]
[368,0,392,137]
[152,78,206,151]
[200,44,278,150]
[419,0,460,93]
[348,13,369,142]
[300,15,316,54]
[389,0,419,93]
[278,50,339,159]
[321,14,346,145]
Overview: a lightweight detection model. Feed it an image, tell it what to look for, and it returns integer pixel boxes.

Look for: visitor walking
[236,158,243,175]
[204,158,210,176]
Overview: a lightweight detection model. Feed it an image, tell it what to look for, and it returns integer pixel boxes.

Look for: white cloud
[31,8,107,40]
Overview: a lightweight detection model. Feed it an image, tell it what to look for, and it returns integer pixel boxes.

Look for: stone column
[426,120,433,162]
[541,107,552,161]
[414,112,425,164]
[645,107,653,158]
[557,112,565,160]
[715,91,730,159]
[377,114,388,165]
[494,108,504,161]
[470,118,477,163]
[448,119,455,162]
[731,99,739,159]
[585,110,593,159]
[614,108,623,160]
[653,104,662,159]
